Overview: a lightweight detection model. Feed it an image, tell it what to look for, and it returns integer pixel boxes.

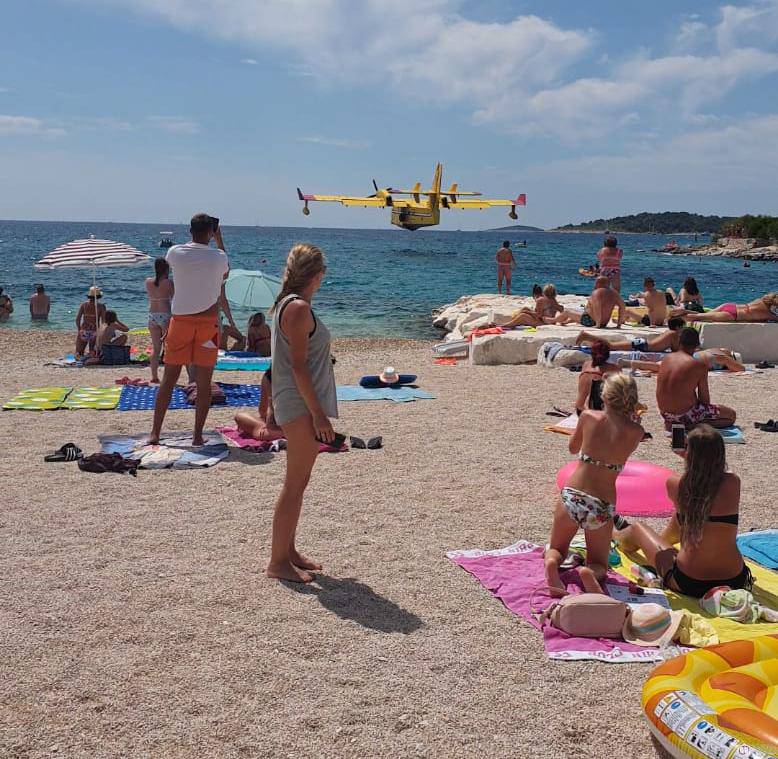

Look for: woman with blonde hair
[267,243,337,583]
[615,425,750,598]
[545,373,645,595]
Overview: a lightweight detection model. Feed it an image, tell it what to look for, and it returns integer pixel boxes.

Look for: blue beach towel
[737,530,778,570]
[336,385,435,403]
[214,351,271,372]
[717,425,745,444]
[118,383,261,411]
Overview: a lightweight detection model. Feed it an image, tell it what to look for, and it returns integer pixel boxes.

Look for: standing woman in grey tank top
[266,243,338,583]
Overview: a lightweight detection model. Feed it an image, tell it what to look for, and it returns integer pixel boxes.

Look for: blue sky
[2,0,778,229]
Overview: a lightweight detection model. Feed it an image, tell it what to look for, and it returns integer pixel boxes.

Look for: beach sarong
[736,530,778,570]
[447,541,667,663]
[99,431,229,469]
[336,386,435,403]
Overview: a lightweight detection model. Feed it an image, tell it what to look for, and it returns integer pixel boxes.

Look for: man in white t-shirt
[149,212,229,446]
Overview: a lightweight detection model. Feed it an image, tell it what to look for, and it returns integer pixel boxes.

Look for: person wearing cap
[75,286,107,358]
[29,284,50,320]
[148,213,229,447]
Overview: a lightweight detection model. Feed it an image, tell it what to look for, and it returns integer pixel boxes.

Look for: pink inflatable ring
[556,460,675,518]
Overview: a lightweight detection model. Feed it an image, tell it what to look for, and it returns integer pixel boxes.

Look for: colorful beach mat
[3,386,72,410]
[613,546,778,644]
[61,386,122,410]
[117,383,261,411]
[736,530,778,570]
[447,541,664,663]
[3,386,120,410]
[336,385,435,403]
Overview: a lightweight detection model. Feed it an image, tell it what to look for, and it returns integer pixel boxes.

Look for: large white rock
[470,325,664,365]
[433,293,588,341]
[699,323,778,363]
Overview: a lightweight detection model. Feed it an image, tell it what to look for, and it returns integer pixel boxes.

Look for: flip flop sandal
[367,436,383,450]
[755,420,778,432]
[349,436,366,449]
[756,361,775,369]
[44,443,83,462]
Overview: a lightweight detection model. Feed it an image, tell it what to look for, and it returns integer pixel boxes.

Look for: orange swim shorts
[164,314,220,368]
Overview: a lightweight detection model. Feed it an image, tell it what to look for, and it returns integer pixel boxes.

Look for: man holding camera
[149,213,229,446]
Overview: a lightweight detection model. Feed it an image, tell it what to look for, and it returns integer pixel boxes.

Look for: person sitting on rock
[555,277,625,328]
[656,327,736,430]
[625,277,668,326]
[500,283,564,328]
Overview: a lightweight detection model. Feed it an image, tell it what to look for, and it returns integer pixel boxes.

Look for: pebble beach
[3,327,778,757]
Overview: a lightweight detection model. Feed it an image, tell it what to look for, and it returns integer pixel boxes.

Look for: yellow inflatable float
[642,634,778,758]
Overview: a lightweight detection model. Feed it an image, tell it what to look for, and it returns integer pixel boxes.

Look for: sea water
[1,220,773,338]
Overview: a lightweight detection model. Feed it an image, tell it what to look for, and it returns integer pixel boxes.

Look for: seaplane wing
[446,194,526,210]
[297,188,412,209]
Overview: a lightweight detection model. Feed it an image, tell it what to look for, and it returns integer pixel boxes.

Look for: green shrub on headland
[720,215,778,240]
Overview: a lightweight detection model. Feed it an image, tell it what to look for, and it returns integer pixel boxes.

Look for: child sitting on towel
[234,370,282,441]
[96,310,128,351]
[85,310,129,365]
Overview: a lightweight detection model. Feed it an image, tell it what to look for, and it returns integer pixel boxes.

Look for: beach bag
[536,592,629,638]
[101,344,131,365]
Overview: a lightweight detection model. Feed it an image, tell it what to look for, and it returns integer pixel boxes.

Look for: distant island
[554,212,735,234]
[487,224,544,232]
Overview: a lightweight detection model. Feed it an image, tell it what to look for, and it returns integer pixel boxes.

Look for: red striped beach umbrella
[34,236,151,327]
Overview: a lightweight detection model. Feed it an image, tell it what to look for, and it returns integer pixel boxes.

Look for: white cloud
[83,0,778,141]
[298,135,370,149]
[0,115,66,137]
[241,58,258,65]
[146,116,199,134]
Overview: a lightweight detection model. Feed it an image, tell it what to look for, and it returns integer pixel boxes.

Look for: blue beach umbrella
[224,269,281,310]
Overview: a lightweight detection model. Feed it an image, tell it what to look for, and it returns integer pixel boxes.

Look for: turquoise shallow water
[1,220,774,338]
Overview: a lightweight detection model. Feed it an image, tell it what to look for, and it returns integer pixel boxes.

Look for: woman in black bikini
[614,424,751,598]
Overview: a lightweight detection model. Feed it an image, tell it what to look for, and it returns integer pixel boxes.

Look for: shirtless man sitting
[626,277,668,326]
[576,316,686,353]
[557,277,624,328]
[656,327,736,430]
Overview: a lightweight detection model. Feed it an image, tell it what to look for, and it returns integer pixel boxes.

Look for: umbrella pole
[93,267,98,354]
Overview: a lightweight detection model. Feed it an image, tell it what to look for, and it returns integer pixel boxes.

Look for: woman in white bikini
[545,374,644,595]
[145,258,174,383]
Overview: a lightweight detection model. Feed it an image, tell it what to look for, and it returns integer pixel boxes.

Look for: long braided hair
[271,243,326,313]
[677,425,727,546]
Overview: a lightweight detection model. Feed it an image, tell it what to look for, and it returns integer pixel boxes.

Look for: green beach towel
[61,386,123,410]
[2,387,72,411]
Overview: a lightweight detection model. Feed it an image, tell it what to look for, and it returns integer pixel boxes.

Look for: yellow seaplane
[297,163,526,231]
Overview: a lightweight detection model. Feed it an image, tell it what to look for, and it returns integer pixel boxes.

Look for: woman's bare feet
[290,549,322,571]
[544,552,567,597]
[266,560,313,583]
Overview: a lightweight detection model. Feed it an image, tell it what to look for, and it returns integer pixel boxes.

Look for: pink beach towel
[217,426,346,453]
[447,541,666,663]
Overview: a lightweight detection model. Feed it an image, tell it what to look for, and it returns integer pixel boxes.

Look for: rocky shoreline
[671,237,778,261]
